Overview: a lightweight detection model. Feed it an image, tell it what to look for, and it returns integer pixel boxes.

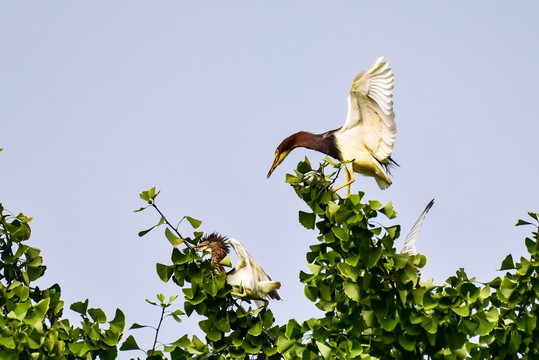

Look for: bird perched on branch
[268,57,397,195]
[400,199,435,285]
[196,233,282,307]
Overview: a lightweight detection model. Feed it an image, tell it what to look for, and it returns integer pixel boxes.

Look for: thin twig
[151,306,166,353]
[151,204,194,250]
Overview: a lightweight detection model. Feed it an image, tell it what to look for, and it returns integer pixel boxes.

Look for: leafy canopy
[1,157,537,359]
[128,158,539,360]
[0,204,125,360]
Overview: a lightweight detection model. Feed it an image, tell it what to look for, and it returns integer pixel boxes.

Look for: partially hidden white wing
[228,239,256,291]
[341,56,396,162]
[401,199,435,255]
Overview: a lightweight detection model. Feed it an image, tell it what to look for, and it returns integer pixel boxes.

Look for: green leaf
[451,304,470,316]
[88,308,107,323]
[33,298,50,320]
[398,334,416,351]
[499,254,515,270]
[381,201,397,219]
[277,336,295,354]
[516,219,532,227]
[120,335,141,351]
[68,342,91,357]
[139,187,160,203]
[422,292,438,309]
[365,246,382,268]
[185,216,202,229]
[332,226,349,241]
[139,225,157,237]
[421,315,439,334]
[170,309,184,323]
[304,286,318,302]
[369,200,383,210]
[343,281,360,301]
[316,341,332,359]
[299,211,316,230]
[70,299,89,315]
[378,315,398,332]
[248,319,263,336]
[508,329,522,353]
[326,201,339,220]
[498,277,517,303]
[0,336,15,349]
[306,263,322,276]
[109,309,126,334]
[285,319,302,340]
[219,254,232,268]
[297,157,312,174]
[129,323,149,329]
[9,283,29,301]
[156,263,173,283]
[165,227,184,246]
[338,263,358,282]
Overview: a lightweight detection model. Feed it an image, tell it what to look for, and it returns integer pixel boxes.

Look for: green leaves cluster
[130,160,539,360]
[132,191,282,359]
[280,159,539,359]
[0,204,125,360]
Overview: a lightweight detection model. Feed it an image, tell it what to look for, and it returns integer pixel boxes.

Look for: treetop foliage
[1,158,538,359]
[0,204,125,360]
[129,158,539,360]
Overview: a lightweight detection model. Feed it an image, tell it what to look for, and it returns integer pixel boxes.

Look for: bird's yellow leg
[332,165,355,196]
[231,285,248,298]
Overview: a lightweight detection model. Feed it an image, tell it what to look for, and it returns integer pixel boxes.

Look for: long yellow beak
[267,158,279,178]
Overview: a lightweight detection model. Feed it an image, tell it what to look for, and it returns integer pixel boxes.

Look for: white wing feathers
[401,199,435,256]
[342,56,396,162]
[229,240,256,290]
[227,239,281,304]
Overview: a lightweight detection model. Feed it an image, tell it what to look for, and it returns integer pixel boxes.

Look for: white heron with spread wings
[268,57,397,195]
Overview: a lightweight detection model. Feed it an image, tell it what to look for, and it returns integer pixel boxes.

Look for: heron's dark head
[267,132,310,178]
[196,232,230,272]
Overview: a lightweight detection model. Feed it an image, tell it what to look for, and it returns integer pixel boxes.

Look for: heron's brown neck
[285,130,341,159]
[210,243,228,265]
[203,233,230,274]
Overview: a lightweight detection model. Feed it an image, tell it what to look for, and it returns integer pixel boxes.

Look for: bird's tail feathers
[382,157,399,176]
[375,177,392,190]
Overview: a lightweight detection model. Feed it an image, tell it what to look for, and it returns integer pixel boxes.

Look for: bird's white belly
[337,128,385,178]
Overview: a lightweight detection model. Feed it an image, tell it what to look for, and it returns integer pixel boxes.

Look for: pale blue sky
[2,2,538,357]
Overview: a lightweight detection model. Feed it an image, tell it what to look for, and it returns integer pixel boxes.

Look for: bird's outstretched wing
[229,239,256,291]
[228,239,281,301]
[401,199,435,256]
[342,57,396,162]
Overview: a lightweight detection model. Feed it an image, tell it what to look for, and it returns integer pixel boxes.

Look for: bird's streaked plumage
[195,234,281,307]
[268,57,397,194]
[195,232,230,273]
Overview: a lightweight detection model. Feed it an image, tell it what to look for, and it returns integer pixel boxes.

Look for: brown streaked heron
[196,234,282,307]
[268,57,397,196]
[195,232,230,274]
